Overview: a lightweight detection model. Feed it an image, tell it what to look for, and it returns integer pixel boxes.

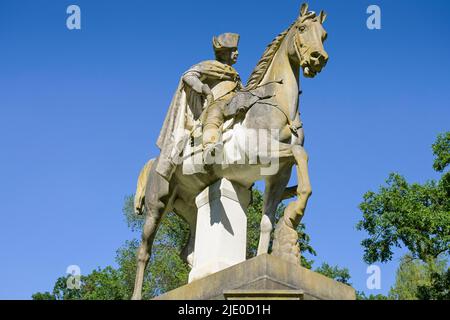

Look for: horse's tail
[134,158,155,215]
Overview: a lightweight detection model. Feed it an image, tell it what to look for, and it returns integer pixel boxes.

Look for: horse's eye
[298,25,307,32]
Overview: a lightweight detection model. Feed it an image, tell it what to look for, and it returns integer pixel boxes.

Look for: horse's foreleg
[272,145,311,265]
[284,145,312,228]
[257,165,291,255]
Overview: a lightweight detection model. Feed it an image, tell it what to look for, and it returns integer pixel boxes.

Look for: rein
[255,99,302,137]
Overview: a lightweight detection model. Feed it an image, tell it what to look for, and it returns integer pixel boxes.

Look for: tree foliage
[416,267,450,300]
[314,262,351,285]
[312,262,389,300]
[388,254,448,300]
[355,292,389,300]
[357,132,450,264]
[32,267,126,300]
[432,132,450,173]
[357,132,450,300]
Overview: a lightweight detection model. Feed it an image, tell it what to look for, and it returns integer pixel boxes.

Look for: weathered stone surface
[154,254,356,300]
[188,179,251,283]
[272,218,301,265]
[132,3,330,300]
[224,289,304,300]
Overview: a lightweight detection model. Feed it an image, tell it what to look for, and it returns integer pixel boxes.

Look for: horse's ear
[319,10,327,24]
[300,3,309,17]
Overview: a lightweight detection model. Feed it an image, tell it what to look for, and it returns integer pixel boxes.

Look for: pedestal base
[224,289,304,300]
[188,179,251,283]
[155,254,356,300]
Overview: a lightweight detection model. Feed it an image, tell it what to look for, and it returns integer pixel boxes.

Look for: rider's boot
[202,124,223,165]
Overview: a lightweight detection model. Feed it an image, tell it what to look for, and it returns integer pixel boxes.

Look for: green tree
[31,292,56,300]
[355,292,389,300]
[357,132,450,264]
[313,262,388,300]
[432,132,450,172]
[32,275,82,300]
[80,266,128,300]
[388,254,448,300]
[416,268,450,300]
[120,194,190,298]
[314,262,351,285]
[357,132,450,300]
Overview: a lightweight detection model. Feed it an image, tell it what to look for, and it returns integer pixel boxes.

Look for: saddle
[181,80,284,175]
[223,82,279,118]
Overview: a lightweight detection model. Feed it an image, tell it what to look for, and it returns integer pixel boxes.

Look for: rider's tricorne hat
[212,33,240,51]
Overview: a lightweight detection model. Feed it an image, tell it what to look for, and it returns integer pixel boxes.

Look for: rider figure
[182,33,241,161]
[155,33,241,181]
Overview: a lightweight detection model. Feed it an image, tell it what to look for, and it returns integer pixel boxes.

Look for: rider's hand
[201,84,212,97]
[202,84,214,106]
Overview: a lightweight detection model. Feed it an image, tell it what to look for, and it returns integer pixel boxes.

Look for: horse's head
[289,3,329,78]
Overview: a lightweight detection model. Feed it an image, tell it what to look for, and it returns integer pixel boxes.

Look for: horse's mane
[245,22,295,90]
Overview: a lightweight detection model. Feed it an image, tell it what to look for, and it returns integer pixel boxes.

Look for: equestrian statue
[131,3,329,300]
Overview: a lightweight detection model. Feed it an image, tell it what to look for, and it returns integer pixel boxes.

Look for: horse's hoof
[271,218,301,265]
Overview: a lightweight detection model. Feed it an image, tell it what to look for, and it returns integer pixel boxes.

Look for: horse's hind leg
[174,199,197,268]
[257,163,291,255]
[131,167,171,300]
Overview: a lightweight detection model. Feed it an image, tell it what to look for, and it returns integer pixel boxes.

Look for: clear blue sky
[0,0,449,299]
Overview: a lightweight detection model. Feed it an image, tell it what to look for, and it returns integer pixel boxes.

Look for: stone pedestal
[155,254,356,300]
[224,289,304,300]
[188,179,251,283]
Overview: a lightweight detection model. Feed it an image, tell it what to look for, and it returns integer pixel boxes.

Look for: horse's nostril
[311,51,321,59]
